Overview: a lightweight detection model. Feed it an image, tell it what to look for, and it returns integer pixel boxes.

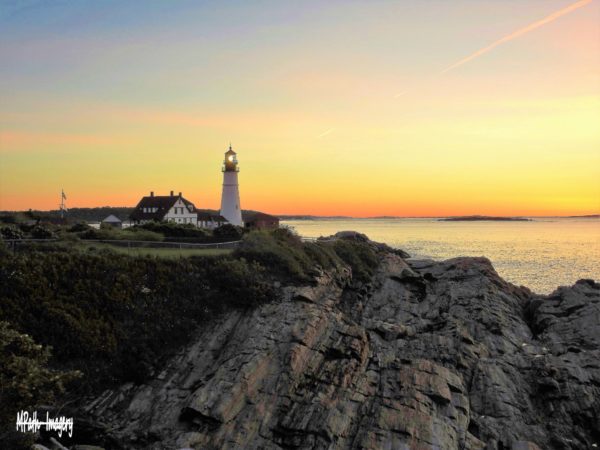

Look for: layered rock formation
[75,242,599,450]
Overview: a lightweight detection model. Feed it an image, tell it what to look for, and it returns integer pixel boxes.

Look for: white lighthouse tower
[220,144,243,226]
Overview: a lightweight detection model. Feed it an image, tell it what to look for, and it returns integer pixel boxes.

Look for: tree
[0,322,80,448]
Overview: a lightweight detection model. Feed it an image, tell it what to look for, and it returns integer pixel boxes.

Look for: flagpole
[60,189,67,220]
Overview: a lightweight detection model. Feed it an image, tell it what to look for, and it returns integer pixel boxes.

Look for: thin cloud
[0,131,137,151]
[441,0,593,74]
[317,128,334,138]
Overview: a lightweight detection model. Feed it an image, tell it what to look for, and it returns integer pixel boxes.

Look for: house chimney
[178,191,182,197]
[150,191,154,197]
[170,190,174,196]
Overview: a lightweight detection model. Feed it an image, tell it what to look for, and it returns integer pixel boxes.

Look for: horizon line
[1,207,598,220]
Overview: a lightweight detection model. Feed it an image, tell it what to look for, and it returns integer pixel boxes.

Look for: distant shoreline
[1,209,598,223]
[438,215,531,222]
[280,214,599,221]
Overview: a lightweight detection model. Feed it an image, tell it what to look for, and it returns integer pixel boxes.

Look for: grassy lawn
[82,242,232,258]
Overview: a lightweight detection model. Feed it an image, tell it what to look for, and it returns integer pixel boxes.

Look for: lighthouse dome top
[223,144,239,172]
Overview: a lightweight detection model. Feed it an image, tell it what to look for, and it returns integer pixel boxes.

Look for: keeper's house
[196,210,228,229]
[130,191,198,226]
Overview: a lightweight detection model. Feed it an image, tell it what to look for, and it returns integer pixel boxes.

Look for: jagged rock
[333,231,370,242]
[74,243,599,450]
[511,442,542,450]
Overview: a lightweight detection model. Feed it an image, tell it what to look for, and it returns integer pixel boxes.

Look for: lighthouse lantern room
[220,144,243,226]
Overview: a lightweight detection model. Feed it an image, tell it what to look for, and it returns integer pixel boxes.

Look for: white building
[219,145,243,226]
[196,211,228,229]
[130,146,252,229]
[130,191,198,225]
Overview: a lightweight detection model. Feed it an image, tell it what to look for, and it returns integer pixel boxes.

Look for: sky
[0,0,599,216]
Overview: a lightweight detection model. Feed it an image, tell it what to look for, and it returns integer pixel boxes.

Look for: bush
[30,225,55,239]
[120,228,163,241]
[0,226,24,240]
[134,221,209,239]
[235,229,380,284]
[0,248,275,391]
[213,224,244,240]
[331,239,379,283]
[0,321,80,449]
[235,229,313,281]
[68,222,90,233]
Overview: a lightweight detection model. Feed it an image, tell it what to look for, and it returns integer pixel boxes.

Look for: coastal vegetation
[0,227,380,448]
[234,228,379,283]
[0,218,243,245]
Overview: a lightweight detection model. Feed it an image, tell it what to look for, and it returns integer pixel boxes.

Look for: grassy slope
[82,242,232,258]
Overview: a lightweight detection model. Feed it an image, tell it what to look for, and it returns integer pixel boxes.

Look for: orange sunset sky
[0,0,599,216]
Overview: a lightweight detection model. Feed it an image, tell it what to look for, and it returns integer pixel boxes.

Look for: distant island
[439,215,531,222]
[568,214,600,219]
[277,215,353,220]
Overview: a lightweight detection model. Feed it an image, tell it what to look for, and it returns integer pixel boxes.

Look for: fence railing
[2,238,242,250]
[84,239,242,249]
[3,237,336,250]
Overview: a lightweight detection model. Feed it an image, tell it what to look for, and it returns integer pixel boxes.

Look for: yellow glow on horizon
[0,1,599,216]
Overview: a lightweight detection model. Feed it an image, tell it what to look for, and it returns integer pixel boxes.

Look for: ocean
[282,217,600,294]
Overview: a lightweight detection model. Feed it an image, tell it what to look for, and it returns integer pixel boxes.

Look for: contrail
[441,0,593,74]
[317,128,334,138]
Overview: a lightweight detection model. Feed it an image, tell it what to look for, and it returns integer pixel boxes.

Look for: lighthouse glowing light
[220,144,243,226]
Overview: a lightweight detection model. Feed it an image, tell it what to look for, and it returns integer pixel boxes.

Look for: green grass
[83,242,232,258]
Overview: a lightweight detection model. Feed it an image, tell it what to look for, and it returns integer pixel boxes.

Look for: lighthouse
[220,144,243,226]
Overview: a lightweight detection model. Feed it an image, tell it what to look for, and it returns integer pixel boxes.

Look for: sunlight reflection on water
[282,218,600,294]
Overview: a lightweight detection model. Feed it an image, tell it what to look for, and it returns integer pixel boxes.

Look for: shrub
[235,229,380,284]
[0,226,24,240]
[234,230,312,282]
[30,225,55,239]
[68,222,90,233]
[0,248,274,392]
[331,239,379,283]
[213,224,244,240]
[134,221,209,239]
[120,228,163,241]
[0,321,80,449]
[78,228,118,240]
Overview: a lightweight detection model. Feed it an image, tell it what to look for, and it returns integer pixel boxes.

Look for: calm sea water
[282,218,600,294]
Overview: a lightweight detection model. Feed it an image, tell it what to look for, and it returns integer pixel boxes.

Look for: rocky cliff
[73,240,599,450]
